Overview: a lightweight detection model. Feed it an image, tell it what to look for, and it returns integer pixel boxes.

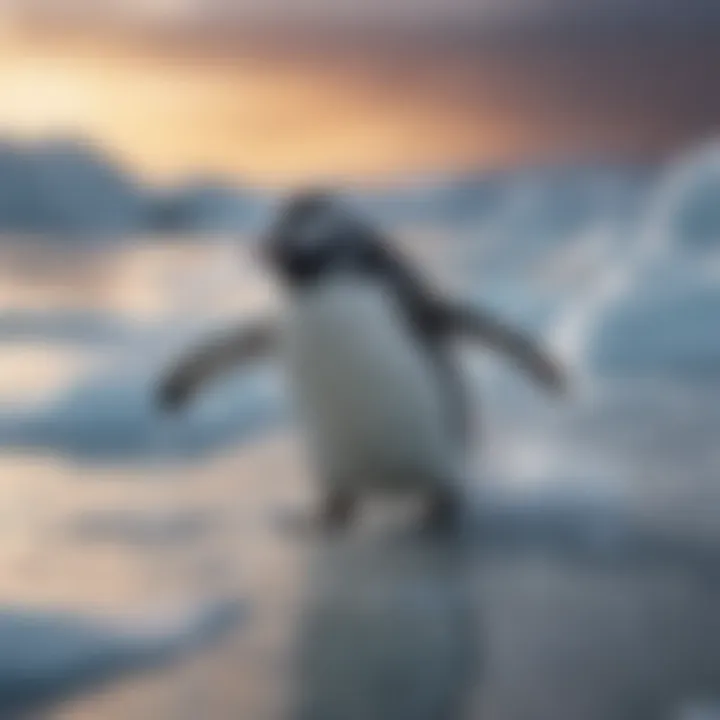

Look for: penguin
[156,191,566,532]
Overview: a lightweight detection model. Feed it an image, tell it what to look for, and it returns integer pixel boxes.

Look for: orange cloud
[0,33,520,185]
[1,26,719,184]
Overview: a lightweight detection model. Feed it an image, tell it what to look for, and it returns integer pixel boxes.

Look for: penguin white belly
[283,280,460,494]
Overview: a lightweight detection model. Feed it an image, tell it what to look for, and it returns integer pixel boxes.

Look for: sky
[6,0,720,34]
[0,1,719,185]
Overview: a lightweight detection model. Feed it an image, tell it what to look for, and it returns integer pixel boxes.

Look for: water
[1,141,720,717]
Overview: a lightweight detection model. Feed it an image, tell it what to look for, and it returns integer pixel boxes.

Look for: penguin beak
[281,240,325,278]
[259,227,325,281]
[258,196,348,281]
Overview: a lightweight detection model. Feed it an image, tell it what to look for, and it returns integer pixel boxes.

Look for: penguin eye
[295,206,344,251]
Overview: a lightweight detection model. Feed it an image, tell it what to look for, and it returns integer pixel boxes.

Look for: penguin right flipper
[157,317,277,413]
[370,243,567,393]
[435,302,567,394]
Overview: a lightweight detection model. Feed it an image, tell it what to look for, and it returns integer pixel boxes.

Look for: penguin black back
[262,191,444,329]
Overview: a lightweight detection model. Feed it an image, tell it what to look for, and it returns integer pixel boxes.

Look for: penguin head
[260,190,382,288]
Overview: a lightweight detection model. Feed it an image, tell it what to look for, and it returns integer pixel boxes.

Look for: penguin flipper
[157,317,277,412]
[437,302,567,394]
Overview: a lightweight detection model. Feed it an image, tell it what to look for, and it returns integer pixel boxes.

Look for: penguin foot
[422,489,464,536]
[320,489,357,533]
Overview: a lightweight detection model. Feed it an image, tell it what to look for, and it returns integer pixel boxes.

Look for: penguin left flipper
[156,318,277,413]
[157,368,195,413]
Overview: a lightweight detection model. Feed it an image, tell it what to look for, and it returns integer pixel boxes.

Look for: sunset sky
[0,1,719,186]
